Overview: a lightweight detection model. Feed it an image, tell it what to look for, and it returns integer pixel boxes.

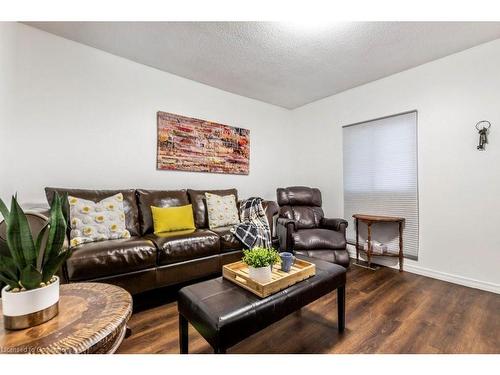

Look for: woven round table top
[0,283,132,354]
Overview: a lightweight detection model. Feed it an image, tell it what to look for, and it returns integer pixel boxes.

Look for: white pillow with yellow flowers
[205,192,240,229]
[68,193,130,248]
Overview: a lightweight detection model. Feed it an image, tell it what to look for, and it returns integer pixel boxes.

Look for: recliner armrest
[276,218,296,251]
[276,217,296,231]
[320,218,348,233]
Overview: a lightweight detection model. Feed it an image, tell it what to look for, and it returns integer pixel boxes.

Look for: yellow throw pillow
[151,204,196,234]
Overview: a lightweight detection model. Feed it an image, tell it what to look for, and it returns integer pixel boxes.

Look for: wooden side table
[353,214,405,272]
[0,283,132,354]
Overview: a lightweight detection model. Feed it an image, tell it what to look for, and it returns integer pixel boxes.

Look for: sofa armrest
[276,218,296,251]
[262,200,279,237]
[262,200,279,217]
[320,218,348,235]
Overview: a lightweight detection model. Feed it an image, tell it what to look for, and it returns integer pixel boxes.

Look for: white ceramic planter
[248,265,272,284]
[1,276,60,330]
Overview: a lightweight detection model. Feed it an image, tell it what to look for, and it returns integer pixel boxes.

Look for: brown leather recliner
[276,186,350,268]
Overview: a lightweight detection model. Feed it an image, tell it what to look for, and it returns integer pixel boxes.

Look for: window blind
[342,111,419,259]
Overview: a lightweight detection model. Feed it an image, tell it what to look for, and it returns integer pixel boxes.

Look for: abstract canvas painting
[157,111,250,175]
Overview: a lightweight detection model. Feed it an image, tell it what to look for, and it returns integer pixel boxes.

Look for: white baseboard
[347,248,500,294]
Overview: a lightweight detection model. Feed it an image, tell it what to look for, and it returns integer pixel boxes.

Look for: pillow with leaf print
[68,193,130,248]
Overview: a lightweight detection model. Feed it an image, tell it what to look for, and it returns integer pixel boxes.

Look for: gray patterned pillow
[68,193,130,247]
[205,193,240,229]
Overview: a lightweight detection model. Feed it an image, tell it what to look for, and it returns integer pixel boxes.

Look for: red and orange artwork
[157,111,250,175]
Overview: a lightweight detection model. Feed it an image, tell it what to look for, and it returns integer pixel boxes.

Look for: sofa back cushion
[136,189,189,235]
[45,187,141,236]
[187,189,238,228]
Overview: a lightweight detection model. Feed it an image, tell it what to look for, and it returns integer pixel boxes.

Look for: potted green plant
[0,193,70,330]
[242,247,280,284]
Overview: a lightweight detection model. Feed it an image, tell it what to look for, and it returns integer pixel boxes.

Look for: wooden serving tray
[222,259,316,298]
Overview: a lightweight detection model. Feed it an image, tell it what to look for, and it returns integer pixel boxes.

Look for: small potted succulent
[242,247,280,284]
[0,193,70,330]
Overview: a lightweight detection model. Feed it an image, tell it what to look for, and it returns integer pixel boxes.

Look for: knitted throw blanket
[231,197,271,249]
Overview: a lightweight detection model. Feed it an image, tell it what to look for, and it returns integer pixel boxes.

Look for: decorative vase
[248,265,272,284]
[1,276,60,330]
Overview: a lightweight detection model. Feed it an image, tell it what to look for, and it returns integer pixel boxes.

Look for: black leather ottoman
[177,256,347,354]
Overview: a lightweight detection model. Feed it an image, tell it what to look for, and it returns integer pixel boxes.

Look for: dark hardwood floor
[117,264,500,354]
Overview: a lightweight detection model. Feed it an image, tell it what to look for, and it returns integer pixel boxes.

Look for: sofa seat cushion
[147,229,220,265]
[66,237,157,281]
[292,228,346,250]
[209,226,241,252]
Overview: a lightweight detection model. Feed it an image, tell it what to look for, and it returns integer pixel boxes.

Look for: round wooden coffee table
[0,283,132,354]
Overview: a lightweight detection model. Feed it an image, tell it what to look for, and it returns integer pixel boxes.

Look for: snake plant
[0,193,70,291]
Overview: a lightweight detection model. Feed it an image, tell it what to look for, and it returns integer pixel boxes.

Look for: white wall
[0,22,293,206]
[292,39,500,292]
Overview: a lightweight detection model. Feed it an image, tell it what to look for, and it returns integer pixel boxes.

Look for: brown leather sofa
[45,187,279,295]
[276,186,350,268]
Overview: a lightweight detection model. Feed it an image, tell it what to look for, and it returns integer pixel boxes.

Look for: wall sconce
[476,120,491,151]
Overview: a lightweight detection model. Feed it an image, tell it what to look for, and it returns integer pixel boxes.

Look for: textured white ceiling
[25,22,500,109]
